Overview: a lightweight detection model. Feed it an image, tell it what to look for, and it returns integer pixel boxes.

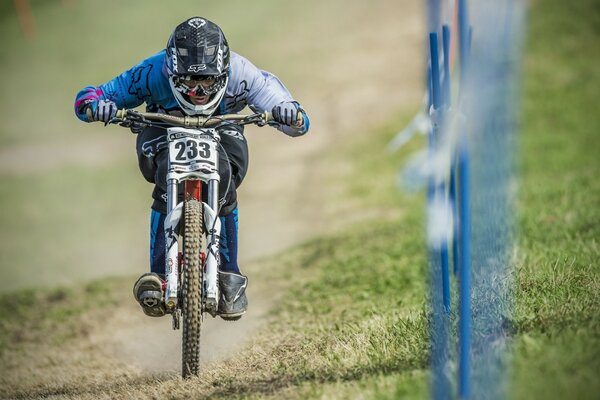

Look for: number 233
[174,140,211,161]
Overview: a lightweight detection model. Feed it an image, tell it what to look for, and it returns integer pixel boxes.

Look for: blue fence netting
[390,0,525,398]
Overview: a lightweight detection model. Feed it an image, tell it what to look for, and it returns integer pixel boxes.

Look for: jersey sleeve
[241,57,310,137]
[74,54,161,122]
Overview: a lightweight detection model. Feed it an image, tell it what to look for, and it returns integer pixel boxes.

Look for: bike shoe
[218,271,248,321]
[133,273,166,317]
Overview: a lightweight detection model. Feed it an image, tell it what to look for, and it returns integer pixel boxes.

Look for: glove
[271,101,303,127]
[94,99,118,124]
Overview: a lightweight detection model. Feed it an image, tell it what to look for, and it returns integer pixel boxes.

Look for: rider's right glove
[93,99,118,125]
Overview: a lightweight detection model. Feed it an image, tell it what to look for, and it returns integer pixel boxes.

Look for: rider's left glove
[271,101,304,127]
[94,99,118,125]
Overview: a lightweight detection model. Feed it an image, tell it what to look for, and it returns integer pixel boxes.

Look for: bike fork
[164,178,202,327]
[164,177,182,312]
[164,176,221,318]
[204,179,221,315]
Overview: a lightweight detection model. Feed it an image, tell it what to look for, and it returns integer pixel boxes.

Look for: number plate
[168,131,217,173]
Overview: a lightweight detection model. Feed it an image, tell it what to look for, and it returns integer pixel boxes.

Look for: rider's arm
[74,51,165,123]
[236,54,310,137]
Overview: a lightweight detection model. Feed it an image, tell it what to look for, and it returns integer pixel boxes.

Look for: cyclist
[74,17,310,320]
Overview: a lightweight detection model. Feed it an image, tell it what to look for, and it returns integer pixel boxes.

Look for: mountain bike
[111,109,272,377]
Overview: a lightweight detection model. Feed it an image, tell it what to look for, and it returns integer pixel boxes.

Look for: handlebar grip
[115,109,126,119]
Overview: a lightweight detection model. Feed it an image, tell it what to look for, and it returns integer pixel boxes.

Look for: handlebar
[112,109,273,129]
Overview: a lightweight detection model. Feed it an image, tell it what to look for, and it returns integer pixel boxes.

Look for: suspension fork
[204,132,222,314]
[164,172,182,311]
[165,177,220,308]
[164,177,202,308]
[204,179,220,314]
[172,178,220,310]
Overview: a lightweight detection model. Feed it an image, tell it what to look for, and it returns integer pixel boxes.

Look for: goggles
[173,73,226,96]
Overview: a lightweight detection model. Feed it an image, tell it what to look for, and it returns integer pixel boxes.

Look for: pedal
[141,291,161,307]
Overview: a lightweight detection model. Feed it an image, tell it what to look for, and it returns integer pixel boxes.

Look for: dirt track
[2,2,424,397]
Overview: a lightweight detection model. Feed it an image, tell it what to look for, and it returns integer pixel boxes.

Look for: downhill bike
[111,109,272,377]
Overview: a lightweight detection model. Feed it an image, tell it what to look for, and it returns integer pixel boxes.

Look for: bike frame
[163,127,223,319]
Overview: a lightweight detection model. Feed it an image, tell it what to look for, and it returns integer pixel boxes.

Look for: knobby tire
[181,198,203,378]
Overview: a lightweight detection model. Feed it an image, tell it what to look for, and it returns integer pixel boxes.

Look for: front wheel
[181,198,203,378]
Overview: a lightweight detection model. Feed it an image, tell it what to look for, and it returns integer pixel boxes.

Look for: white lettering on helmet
[171,48,178,72]
[217,47,223,72]
[188,64,206,73]
[188,18,206,29]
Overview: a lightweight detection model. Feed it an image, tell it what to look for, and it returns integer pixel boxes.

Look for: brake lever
[245,115,262,126]
[126,110,147,123]
[244,113,270,127]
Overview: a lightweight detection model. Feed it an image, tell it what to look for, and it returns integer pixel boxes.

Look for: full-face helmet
[165,17,230,116]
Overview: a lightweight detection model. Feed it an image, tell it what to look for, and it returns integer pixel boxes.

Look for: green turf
[0,277,127,354]
[509,0,600,398]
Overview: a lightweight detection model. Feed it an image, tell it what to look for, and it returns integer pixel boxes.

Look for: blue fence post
[440,222,451,315]
[429,30,452,400]
[458,135,471,400]
[450,161,459,277]
[440,25,452,314]
[442,25,452,106]
[457,0,472,399]
[429,32,451,315]
[443,22,460,278]
[429,33,442,110]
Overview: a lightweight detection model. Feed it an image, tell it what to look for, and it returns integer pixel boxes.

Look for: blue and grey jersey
[74,50,309,137]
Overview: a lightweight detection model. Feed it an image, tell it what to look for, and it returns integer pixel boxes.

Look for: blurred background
[0,0,424,292]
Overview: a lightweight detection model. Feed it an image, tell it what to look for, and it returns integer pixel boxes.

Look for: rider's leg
[150,209,167,276]
[219,207,240,274]
[133,127,169,317]
[217,206,248,320]
[217,125,249,319]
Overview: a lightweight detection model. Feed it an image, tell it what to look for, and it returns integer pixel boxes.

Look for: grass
[509,0,600,398]
[0,277,127,354]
